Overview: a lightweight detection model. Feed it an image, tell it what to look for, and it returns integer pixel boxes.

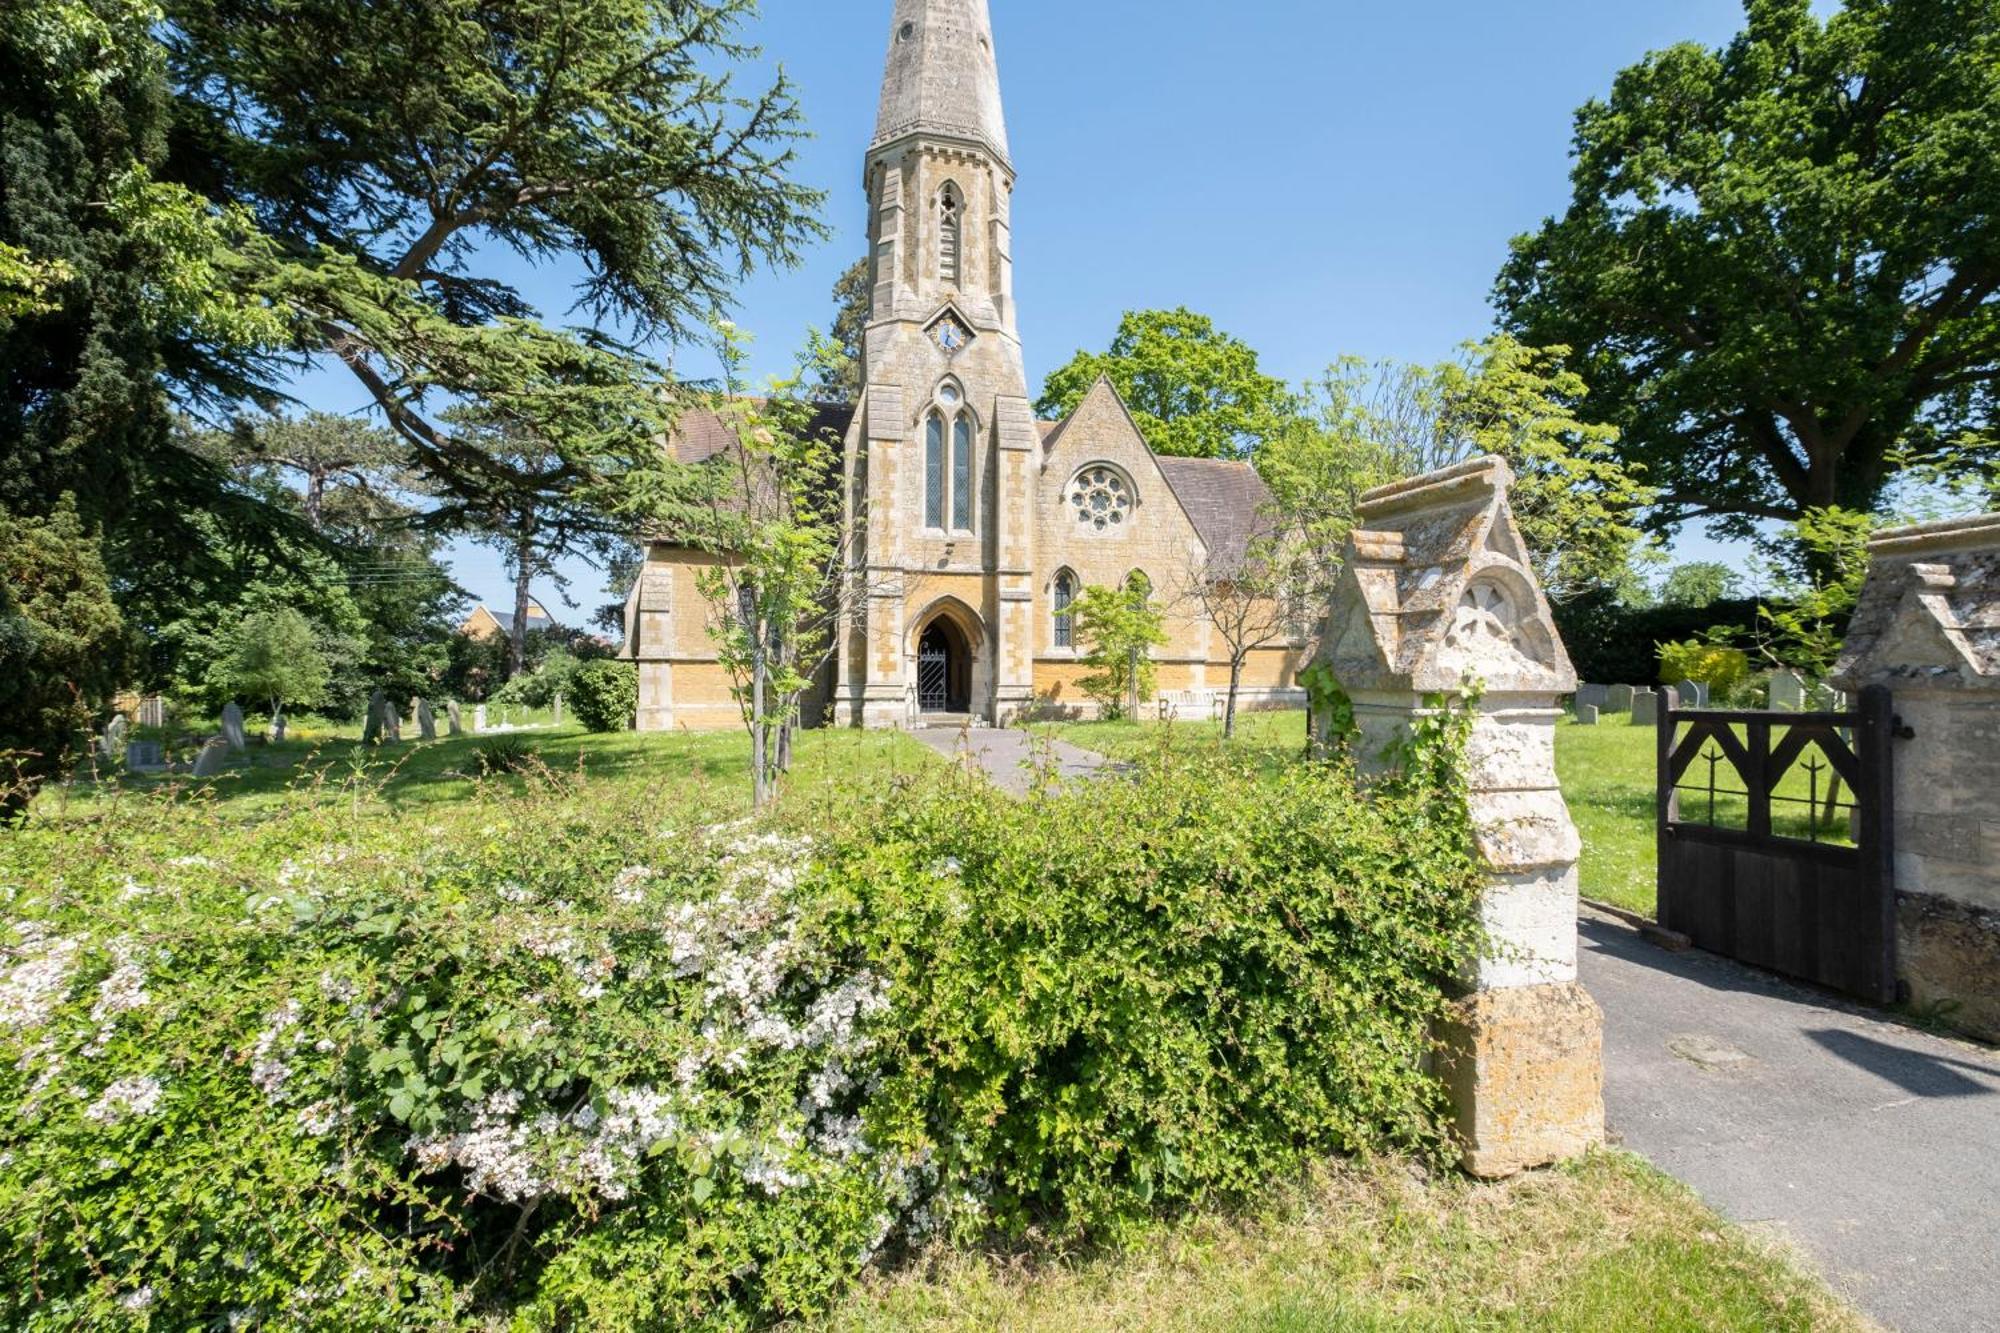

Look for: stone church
[625,0,1307,730]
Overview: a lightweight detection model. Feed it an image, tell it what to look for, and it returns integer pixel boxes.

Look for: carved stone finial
[1314,455,1603,1178]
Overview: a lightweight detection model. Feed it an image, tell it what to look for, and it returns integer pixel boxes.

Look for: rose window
[1070,468,1132,531]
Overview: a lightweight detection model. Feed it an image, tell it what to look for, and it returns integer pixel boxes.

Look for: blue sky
[293,0,1795,619]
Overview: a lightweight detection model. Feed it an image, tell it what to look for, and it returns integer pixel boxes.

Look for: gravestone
[137,696,166,728]
[362,689,388,745]
[1769,670,1806,711]
[191,738,229,778]
[124,741,165,772]
[1575,684,1610,712]
[447,700,463,737]
[384,703,403,744]
[416,698,437,741]
[1311,455,1602,1177]
[1630,689,1660,727]
[1676,680,1705,709]
[474,704,488,733]
[221,702,248,752]
[268,712,286,744]
[1575,704,1599,726]
[99,715,129,758]
[1606,684,1635,713]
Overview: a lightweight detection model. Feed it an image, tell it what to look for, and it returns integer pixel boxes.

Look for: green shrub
[475,735,539,775]
[0,500,128,818]
[492,648,580,711]
[1657,639,1750,696]
[0,749,1482,1328]
[568,660,638,733]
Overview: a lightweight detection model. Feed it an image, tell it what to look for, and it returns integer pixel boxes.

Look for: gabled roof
[1040,376,1274,566]
[1156,456,1275,568]
[1833,514,2000,690]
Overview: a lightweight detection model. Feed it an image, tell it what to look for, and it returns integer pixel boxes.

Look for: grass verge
[830,1151,1862,1332]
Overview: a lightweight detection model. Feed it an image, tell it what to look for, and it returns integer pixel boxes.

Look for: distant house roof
[463,600,559,640]
[489,609,556,633]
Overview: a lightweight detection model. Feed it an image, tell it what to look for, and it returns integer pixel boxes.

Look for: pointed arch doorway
[916,618,972,716]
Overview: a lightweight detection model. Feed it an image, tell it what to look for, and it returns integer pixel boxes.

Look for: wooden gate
[1656,685,1898,1003]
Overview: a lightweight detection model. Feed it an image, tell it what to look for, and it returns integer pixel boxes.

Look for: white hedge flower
[85,1075,163,1124]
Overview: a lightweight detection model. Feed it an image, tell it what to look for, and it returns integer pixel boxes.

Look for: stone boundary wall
[1834,513,2000,1041]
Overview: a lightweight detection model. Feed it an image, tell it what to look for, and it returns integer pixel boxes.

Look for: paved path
[1581,910,2000,1332]
[908,726,1118,798]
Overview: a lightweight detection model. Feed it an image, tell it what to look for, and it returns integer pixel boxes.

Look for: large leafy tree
[163,0,825,506]
[1498,0,2000,538]
[1,0,289,578]
[5,0,822,648]
[1262,339,1654,604]
[0,500,129,819]
[1037,308,1299,459]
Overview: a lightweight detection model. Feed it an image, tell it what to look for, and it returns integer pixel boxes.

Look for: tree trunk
[510,535,534,678]
[750,632,770,809]
[1224,657,1244,739]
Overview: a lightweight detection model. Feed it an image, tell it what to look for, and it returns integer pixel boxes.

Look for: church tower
[837,0,1042,728]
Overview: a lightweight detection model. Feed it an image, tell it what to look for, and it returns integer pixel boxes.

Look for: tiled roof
[1155,456,1275,567]
[489,610,556,633]
[668,402,857,464]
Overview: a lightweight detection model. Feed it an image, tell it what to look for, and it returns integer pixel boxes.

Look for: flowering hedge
[0,748,1482,1328]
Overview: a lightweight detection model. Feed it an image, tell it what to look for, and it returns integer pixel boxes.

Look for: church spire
[872,0,1011,168]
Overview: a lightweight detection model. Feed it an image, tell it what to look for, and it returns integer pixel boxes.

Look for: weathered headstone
[137,696,166,728]
[1575,684,1610,712]
[1575,704,1599,726]
[474,704,488,733]
[446,700,463,737]
[1311,456,1602,1177]
[1676,680,1704,710]
[1769,670,1806,711]
[385,703,403,744]
[1606,684,1635,713]
[191,738,230,777]
[416,698,437,741]
[221,701,248,752]
[362,688,388,745]
[268,712,286,744]
[1630,689,1660,727]
[1833,512,2000,1042]
[124,741,165,772]
[98,715,129,759]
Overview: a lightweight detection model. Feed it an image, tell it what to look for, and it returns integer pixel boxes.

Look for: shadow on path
[1582,908,2000,1333]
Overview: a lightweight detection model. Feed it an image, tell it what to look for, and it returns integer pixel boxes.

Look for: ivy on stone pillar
[1313,456,1605,1177]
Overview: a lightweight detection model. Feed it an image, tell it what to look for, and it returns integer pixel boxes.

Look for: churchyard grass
[1045,710,1664,918]
[829,1151,1863,1332]
[43,720,938,821]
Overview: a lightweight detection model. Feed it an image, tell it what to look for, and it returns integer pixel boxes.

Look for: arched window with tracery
[938,182,962,286]
[1052,569,1077,649]
[1125,570,1153,603]
[951,415,973,530]
[923,381,976,535]
[924,413,946,528]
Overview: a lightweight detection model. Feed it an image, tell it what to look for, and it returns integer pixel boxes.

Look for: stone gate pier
[1834,513,2000,1042]
[1314,457,1603,1176]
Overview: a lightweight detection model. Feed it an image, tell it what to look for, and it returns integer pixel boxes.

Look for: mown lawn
[41,717,940,823]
